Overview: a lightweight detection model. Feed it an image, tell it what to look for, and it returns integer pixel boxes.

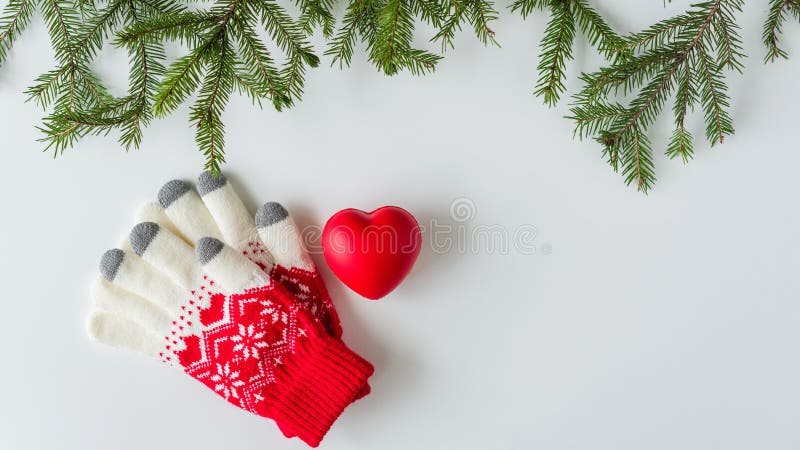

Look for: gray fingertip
[255,202,288,228]
[158,179,191,208]
[197,170,227,196]
[196,237,224,265]
[130,222,160,256]
[100,249,125,281]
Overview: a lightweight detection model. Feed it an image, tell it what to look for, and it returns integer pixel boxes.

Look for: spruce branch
[0,0,35,65]
[325,0,375,69]
[667,59,696,162]
[764,0,800,62]
[0,0,798,189]
[620,124,655,192]
[118,0,320,172]
[371,0,429,74]
[115,11,217,46]
[569,0,744,193]
[694,41,733,145]
[296,0,335,37]
[34,0,319,171]
[411,0,444,27]
[512,0,627,106]
[569,0,624,60]
[533,0,574,106]
[253,0,319,101]
[434,0,499,51]
[70,0,128,60]
[25,0,113,157]
[38,0,179,152]
[154,40,212,116]
[230,15,288,108]
[34,0,110,113]
[326,0,499,76]
[712,0,744,72]
[191,36,233,174]
[611,12,693,57]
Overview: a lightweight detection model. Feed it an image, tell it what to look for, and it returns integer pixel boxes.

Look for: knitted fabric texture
[175,284,372,447]
[244,240,342,338]
[88,172,373,447]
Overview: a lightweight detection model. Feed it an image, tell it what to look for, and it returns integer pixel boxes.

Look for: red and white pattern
[158,274,217,365]
[89,174,374,448]
[163,282,306,415]
[242,240,342,338]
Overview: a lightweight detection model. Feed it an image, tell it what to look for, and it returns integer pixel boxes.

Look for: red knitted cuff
[270,334,374,447]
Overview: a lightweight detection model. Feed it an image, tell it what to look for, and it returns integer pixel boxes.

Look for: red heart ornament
[322,206,422,300]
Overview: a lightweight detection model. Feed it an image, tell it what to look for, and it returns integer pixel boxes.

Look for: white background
[1,1,799,449]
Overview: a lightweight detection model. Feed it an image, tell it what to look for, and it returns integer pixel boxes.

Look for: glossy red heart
[322,206,421,300]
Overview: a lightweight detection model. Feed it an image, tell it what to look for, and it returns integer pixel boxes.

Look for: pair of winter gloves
[87,172,373,447]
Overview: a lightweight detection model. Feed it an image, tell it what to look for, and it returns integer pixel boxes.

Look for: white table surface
[1,1,799,449]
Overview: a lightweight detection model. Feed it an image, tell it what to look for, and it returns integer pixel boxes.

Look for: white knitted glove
[88,173,370,447]
[91,172,343,356]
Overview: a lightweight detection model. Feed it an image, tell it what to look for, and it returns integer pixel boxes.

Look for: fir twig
[38,0,181,152]
[0,0,796,189]
[511,0,627,106]
[764,0,800,62]
[328,0,449,75]
[0,0,35,66]
[435,0,499,51]
[569,0,744,193]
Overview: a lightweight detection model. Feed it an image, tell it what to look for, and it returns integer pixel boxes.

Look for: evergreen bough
[569,0,746,193]
[0,0,797,192]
